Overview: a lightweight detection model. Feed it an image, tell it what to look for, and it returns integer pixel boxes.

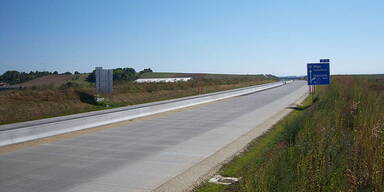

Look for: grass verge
[195,75,384,192]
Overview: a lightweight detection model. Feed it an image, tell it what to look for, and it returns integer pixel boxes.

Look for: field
[0,74,277,125]
[15,74,89,88]
[10,72,270,87]
[196,75,384,192]
[140,72,273,79]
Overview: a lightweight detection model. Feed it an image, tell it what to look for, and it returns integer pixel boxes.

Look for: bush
[139,68,153,74]
[60,82,80,89]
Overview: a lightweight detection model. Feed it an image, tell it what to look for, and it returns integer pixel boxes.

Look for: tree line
[0,68,153,85]
[85,68,152,82]
[0,71,75,85]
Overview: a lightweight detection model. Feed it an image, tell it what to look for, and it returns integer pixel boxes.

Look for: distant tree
[0,70,57,85]
[74,71,80,75]
[63,72,72,75]
[86,67,138,83]
[53,71,59,75]
[113,68,138,81]
[0,71,21,84]
[86,70,96,83]
[139,68,153,75]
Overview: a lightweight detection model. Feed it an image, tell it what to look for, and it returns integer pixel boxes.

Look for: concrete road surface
[0,81,307,192]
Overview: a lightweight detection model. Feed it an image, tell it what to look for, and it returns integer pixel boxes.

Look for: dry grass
[15,74,89,88]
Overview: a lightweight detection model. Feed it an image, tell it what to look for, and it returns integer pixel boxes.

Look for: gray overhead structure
[95,67,113,94]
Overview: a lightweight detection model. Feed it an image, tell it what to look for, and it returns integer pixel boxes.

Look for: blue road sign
[307,63,330,85]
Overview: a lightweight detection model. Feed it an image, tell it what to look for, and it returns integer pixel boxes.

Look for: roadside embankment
[0,77,276,125]
[195,75,384,192]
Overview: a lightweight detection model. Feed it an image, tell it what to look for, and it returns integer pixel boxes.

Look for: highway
[0,81,307,192]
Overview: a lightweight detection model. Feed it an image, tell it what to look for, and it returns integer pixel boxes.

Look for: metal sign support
[95,67,113,107]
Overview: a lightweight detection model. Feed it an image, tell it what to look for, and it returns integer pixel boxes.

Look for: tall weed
[239,76,384,192]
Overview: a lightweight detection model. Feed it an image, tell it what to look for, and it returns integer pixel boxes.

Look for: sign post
[307,59,330,102]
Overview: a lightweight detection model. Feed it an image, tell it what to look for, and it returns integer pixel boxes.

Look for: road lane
[0,81,307,192]
[0,81,284,146]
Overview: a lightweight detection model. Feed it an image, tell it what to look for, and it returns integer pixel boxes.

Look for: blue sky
[1,0,383,76]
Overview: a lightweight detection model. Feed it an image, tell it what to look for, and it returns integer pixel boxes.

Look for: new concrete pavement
[0,81,307,192]
[0,81,284,146]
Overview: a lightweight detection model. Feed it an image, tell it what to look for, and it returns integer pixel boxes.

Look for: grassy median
[196,75,384,192]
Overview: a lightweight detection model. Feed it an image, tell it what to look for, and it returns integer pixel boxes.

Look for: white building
[135,77,192,83]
